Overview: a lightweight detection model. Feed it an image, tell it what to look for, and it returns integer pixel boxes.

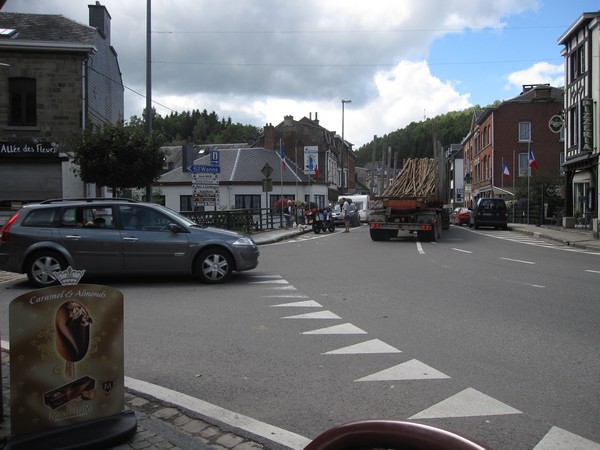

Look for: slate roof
[157,147,310,185]
[0,12,96,47]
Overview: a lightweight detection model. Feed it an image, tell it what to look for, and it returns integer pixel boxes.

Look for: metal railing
[509,206,594,230]
[180,207,310,234]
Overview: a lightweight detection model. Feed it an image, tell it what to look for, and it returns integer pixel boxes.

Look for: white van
[339,195,370,222]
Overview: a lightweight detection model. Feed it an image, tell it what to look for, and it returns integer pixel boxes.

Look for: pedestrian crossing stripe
[271,300,323,307]
[355,359,450,382]
[302,323,367,335]
[282,311,341,319]
[263,294,310,298]
[533,426,600,450]
[251,279,289,284]
[270,285,297,290]
[408,387,521,419]
[323,339,401,355]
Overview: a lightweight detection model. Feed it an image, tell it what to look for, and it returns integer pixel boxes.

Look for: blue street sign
[210,149,220,166]
[189,165,221,174]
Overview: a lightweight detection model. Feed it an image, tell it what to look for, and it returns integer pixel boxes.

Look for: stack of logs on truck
[369,141,449,242]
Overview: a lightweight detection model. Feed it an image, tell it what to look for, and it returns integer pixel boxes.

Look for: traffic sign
[210,150,220,166]
[189,165,220,174]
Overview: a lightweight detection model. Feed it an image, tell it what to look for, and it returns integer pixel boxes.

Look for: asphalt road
[1,224,599,449]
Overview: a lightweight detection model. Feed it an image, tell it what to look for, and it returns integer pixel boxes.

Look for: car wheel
[196,248,233,284]
[26,251,66,288]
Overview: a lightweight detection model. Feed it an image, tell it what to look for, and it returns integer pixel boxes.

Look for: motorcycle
[305,207,335,234]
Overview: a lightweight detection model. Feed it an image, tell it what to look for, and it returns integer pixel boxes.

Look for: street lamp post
[341,99,351,195]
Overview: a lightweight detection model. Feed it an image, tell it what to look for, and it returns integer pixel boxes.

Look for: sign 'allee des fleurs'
[0,141,60,158]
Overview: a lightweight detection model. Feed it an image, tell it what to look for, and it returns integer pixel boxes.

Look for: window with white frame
[518,122,531,142]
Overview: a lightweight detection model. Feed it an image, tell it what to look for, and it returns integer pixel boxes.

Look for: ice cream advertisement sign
[9,283,125,436]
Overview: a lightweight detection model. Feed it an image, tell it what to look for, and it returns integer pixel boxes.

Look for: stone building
[257,113,356,200]
[0,2,123,220]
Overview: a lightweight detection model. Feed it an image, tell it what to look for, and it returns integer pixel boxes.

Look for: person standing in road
[341,197,350,232]
[284,200,294,229]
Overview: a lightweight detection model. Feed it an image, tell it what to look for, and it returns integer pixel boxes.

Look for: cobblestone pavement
[1,349,270,450]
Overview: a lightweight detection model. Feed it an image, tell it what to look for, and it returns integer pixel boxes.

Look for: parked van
[339,195,370,222]
[469,197,508,229]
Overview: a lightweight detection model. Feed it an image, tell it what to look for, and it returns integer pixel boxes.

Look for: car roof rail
[40,198,140,204]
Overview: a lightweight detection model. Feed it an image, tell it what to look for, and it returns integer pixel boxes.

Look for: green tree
[66,121,165,193]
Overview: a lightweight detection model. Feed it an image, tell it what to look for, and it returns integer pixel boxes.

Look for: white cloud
[505,62,565,91]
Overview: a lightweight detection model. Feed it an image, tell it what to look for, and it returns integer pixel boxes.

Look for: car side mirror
[168,223,182,233]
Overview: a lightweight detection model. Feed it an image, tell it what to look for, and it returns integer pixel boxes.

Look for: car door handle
[65,235,83,239]
[123,237,138,242]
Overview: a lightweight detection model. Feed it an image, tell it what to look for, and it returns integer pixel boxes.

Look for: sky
[3,0,600,148]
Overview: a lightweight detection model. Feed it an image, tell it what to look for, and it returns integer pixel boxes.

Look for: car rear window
[21,208,60,227]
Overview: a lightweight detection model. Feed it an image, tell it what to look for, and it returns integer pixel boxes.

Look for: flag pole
[280,138,284,228]
[527,142,530,224]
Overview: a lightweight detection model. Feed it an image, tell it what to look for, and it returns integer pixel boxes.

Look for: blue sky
[3,0,599,147]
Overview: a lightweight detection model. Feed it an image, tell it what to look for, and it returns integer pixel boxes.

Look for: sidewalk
[1,223,598,450]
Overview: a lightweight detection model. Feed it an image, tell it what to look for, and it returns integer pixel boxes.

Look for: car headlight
[233,237,256,247]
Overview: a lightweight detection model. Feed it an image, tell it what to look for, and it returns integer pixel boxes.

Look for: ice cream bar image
[55,301,92,379]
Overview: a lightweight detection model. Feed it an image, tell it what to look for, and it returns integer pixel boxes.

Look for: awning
[479,186,515,197]
[573,171,591,183]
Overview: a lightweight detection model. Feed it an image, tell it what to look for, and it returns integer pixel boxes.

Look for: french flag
[502,158,511,177]
[528,146,538,170]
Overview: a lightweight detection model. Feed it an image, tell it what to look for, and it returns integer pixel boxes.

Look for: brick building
[463,85,564,209]
[0,2,123,219]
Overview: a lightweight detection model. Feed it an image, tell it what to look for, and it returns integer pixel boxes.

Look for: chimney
[284,115,294,126]
[264,123,275,150]
[314,112,318,124]
[89,1,111,42]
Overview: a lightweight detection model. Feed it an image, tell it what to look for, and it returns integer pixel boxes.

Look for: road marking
[586,269,600,274]
[416,242,425,254]
[271,300,323,307]
[452,248,472,253]
[263,294,309,298]
[533,426,600,450]
[269,285,297,290]
[302,323,367,335]
[323,339,401,355]
[409,387,521,419]
[251,278,289,284]
[500,257,535,265]
[249,274,283,279]
[282,310,341,319]
[355,359,450,382]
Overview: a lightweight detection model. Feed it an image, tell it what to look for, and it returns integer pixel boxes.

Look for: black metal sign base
[4,410,137,450]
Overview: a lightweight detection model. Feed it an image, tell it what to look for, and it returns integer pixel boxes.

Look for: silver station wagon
[0,198,259,287]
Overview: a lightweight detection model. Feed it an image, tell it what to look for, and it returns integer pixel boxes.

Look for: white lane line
[500,257,535,265]
[125,377,311,450]
[533,426,600,450]
[302,323,367,335]
[416,242,425,254]
[355,359,450,382]
[505,279,546,289]
[271,300,323,307]
[282,310,341,320]
[452,248,472,253]
[586,269,600,274]
[323,339,401,355]
[409,387,521,419]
